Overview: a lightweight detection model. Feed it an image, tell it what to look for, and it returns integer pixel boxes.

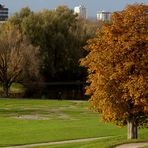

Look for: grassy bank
[0,99,147,147]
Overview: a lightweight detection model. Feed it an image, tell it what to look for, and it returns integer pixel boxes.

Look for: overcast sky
[0,0,147,17]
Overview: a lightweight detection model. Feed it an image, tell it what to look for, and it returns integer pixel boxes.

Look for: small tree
[0,24,40,97]
[81,4,148,139]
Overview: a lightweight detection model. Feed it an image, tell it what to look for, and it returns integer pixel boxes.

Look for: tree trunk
[3,83,9,98]
[127,118,138,139]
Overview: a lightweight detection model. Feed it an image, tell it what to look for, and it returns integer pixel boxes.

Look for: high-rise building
[0,4,8,22]
[74,5,86,19]
[97,11,111,21]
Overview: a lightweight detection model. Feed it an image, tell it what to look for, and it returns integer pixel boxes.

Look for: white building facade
[97,11,111,21]
[74,5,86,19]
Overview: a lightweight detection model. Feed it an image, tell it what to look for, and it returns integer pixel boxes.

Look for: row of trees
[0,6,98,97]
[9,6,98,82]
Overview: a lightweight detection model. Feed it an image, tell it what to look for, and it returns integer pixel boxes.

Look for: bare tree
[0,24,40,97]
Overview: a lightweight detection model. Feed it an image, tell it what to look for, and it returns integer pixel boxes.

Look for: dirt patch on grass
[58,113,72,120]
[14,115,49,120]
[10,108,76,120]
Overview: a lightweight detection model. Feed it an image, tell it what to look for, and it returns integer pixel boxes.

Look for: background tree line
[0,6,98,97]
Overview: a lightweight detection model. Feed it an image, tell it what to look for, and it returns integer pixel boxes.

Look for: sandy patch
[14,115,49,120]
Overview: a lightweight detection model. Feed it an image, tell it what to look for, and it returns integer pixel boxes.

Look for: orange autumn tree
[81,4,148,139]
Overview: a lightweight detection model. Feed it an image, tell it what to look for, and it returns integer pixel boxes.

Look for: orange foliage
[81,4,148,127]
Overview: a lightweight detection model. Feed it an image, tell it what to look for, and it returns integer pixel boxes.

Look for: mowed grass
[0,99,147,147]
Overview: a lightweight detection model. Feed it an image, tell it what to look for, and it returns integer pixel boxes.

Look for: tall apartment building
[97,11,111,21]
[74,5,86,19]
[0,4,8,21]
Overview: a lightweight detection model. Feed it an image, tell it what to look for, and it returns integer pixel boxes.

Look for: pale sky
[0,0,147,17]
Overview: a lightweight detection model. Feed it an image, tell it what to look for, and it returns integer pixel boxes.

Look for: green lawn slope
[0,99,147,147]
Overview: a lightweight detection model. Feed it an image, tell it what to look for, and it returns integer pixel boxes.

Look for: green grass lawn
[0,99,147,147]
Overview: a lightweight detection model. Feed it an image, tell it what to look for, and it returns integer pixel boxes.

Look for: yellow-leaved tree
[81,4,148,139]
